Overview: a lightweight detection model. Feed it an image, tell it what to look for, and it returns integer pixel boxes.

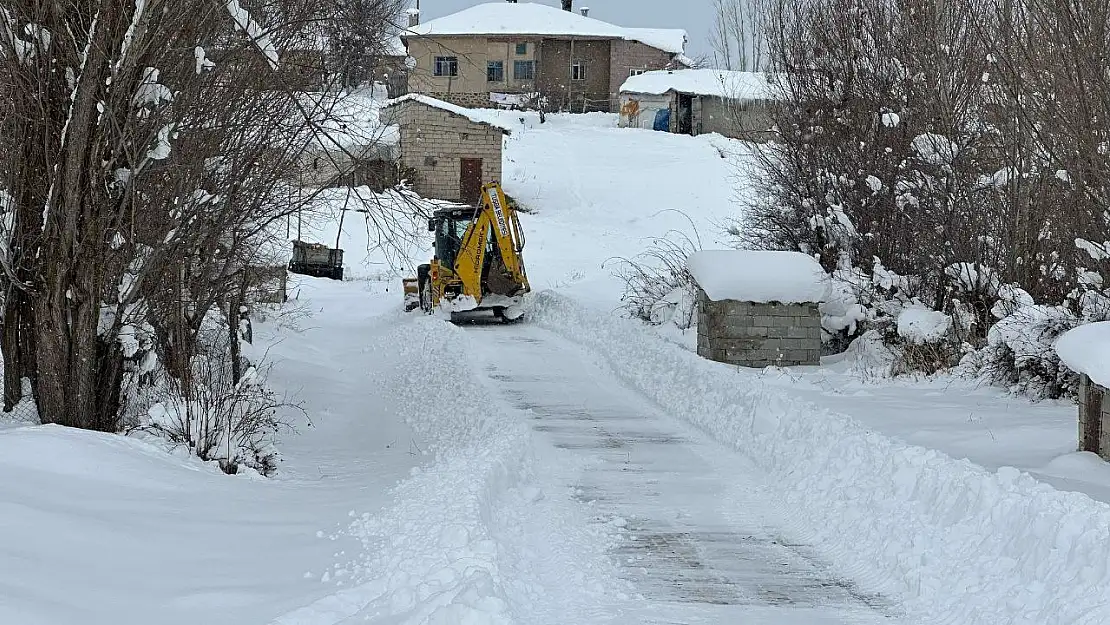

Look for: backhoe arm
[454,208,492,301]
[483,183,530,291]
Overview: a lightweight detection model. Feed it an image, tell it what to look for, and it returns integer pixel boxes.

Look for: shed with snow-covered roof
[381,94,511,203]
[1056,322,1110,460]
[689,250,829,368]
[618,69,779,141]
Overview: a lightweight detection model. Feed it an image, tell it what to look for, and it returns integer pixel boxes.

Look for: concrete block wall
[696,290,822,367]
[1078,375,1110,460]
[391,100,505,202]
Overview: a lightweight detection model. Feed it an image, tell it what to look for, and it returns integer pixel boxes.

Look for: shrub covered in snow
[127,308,299,476]
[960,305,1081,400]
[606,217,702,331]
[719,0,1110,392]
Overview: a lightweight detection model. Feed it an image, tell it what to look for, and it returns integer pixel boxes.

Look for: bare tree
[710,0,769,71]
[0,0,405,436]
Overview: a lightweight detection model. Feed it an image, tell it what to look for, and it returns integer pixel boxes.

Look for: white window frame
[434,56,458,77]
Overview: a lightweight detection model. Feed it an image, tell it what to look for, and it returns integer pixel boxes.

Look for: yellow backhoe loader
[403,182,530,321]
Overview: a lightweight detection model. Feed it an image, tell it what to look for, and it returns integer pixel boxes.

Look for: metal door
[460,158,483,203]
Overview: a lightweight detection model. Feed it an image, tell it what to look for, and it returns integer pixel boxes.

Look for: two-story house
[401,1,690,113]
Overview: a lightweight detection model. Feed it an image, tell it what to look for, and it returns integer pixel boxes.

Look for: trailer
[289,240,344,280]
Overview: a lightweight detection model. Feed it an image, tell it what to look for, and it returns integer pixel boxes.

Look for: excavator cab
[404,182,530,321]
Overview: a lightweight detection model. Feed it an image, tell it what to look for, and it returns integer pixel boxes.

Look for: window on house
[513,60,535,80]
[572,60,586,81]
[629,69,647,77]
[487,60,504,82]
[434,56,458,77]
[515,43,528,55]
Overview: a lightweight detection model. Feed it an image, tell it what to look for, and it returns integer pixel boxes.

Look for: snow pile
[687,250,829,303]
[620,69,778,100]
[271,316,531,624]
[383,94,514,134]
[896,306,951,343]
[408,3,686,54]
[531,290,1110,625]
[1055,321,1110,388]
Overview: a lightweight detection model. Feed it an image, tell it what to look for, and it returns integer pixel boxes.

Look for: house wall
[406,35,676,113]
[406,36,541,107]
[407,37,492,99]
[387,100,504,202]
[485,38,539,95]
[696,290,822,367]
[536,38,612,112]
[609,40,675,111]
[697,96,776,141]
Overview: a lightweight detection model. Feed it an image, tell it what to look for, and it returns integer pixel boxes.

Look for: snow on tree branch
[225,0,279,70]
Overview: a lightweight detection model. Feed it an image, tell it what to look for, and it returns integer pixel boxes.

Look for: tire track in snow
[467,323,901,624]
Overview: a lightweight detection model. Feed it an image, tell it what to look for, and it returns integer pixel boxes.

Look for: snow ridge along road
[529,291,1110,625]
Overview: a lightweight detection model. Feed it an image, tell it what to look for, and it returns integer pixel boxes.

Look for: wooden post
[1080,374,1104,454]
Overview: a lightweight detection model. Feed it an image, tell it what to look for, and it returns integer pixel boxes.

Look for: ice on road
[468,323,899,624]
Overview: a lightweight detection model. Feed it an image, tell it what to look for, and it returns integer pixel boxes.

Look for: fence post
[1079,374,1104,455]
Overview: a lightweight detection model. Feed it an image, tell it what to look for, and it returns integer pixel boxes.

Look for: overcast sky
[410,0,716,60]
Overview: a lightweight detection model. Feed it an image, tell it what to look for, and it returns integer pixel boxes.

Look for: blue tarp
[653,108,670,132]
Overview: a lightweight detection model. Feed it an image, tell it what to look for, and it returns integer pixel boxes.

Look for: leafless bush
[605,212,703,329]
[141,355,300,476]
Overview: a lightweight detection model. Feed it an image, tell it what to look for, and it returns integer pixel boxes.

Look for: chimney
[406,8,420,26]
[562,0,573,11]
[580,6,589,16]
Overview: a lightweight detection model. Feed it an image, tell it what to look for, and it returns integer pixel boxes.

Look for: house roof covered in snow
[620,69,779,100]
[381,94,513,134]
[404,2,687,55]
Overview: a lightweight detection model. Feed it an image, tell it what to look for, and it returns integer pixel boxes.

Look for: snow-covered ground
[4,109,1107,625]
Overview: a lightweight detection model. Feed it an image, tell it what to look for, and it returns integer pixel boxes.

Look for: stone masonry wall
[391,100,504,202]
[1078,375,1110,460]
[696,290,822,367]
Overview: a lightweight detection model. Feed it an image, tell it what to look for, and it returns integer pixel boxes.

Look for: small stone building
[689,250,828,368]
[1056,322,1110,459]
[618,69,778,142]
[380,94,511,203]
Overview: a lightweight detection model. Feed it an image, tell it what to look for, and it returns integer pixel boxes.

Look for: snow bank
[687,250,829,303]
[896,306,951,343]
[1056,321,1110,388]
[620,69,777,100]
[530,290,1110,625]
[271,316,531,624]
